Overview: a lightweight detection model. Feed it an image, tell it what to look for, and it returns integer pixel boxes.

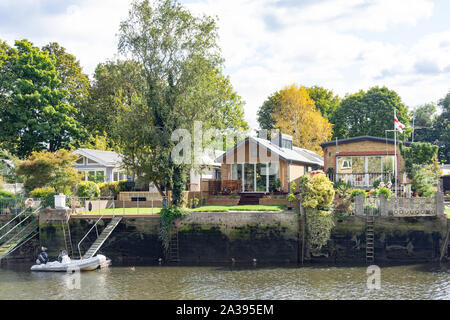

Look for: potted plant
[193,197,199,208]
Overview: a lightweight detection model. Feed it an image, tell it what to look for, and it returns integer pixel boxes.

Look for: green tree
[332,86,410,140]
[0,39,85,157]
[411,104,437,143]
[86,59,146,146]
[116,0,247,205]
[399,141,439,178]
[434,90,450,163]
[42,42,90,122]
[306,86,341,121]
[16,149,81,194]
[257,91,280,133]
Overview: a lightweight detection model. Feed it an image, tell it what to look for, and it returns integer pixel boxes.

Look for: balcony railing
[330,173,394,188]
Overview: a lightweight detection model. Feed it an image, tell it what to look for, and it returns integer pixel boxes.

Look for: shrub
[351,189,367,198]
[377,187,392,200]
[411,164,437,197]
[300,173,335,210]
[98,182,120,198]
[0,190,16,198]
[77,181,100,198]
[29,186,56,199]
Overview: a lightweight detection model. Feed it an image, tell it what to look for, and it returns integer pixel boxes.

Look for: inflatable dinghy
[31,254,110,272]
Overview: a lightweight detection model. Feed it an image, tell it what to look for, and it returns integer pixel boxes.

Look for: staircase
[0,210,39,260]
[61,222,74,257]
[82,217,122,259]
[366,213,375,263]
[168,230,180,262]
[238,193,265,205]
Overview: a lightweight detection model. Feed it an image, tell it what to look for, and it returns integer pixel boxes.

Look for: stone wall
[2,210,448,265]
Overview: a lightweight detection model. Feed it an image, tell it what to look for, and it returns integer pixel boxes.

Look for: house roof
[215,136,324,166]
[73,149,122,167]
[199,150,225,168]
[320,136,412,148]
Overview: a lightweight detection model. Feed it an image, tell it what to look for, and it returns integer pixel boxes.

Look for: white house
[73,149,128,183]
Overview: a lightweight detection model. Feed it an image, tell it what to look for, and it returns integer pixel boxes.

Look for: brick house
[321,136,411,189]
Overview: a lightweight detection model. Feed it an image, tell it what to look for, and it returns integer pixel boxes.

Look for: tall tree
[0,39,85,157]
[411,103,437,143]
[86,59,146,146]
[434,90,450,163]
[116,0,248,205]
[257,91,280,133]
[272,84,333,155]
[332,86,410,140]
[306,86,341,121]
[42,42,90,121]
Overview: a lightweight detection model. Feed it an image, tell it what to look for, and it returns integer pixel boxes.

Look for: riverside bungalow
[215,133,323,194]
[320,136,411,189]
[73,149,128,183]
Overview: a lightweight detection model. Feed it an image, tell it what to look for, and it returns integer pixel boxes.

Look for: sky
[1,0,449,130]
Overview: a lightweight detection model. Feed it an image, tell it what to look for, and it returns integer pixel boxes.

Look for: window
[341,160,351,169]
[87,158,98,164]
[76,157,84,165]
[281,139,292,149]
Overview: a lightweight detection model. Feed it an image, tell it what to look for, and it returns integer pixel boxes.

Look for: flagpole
[394,109,398,198]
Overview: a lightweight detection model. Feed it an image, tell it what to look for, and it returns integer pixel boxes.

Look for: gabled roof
[215,136,323,166]
[198,150,225,168]
[320,136,412,148]
[73,149,122,167]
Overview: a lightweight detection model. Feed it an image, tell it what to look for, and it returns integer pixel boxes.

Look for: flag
[394,116,405,133]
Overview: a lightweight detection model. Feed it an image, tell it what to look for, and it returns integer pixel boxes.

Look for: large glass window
[268,162,280,192]
[368,156,382,173]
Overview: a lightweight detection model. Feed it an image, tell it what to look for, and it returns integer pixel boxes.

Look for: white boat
[31,254,110,272]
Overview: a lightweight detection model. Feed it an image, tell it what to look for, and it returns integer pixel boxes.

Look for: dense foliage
[0,39,86,157]
[332,86,410,140]
[16,149,81,194]
[115,0,248,206]
[159,205,188,256]
[76,181,100,198]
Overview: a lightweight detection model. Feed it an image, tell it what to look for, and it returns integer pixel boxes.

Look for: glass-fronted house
[321,136,411,188]
[216,134,324,193]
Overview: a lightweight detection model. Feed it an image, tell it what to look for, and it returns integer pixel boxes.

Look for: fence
[68,196,161,215]
[353,192,444,216]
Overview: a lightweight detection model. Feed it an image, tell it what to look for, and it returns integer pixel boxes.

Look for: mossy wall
[2,211,448,264]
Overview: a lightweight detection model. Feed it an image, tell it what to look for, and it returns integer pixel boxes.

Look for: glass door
[244,163,255,192]
[256,163,267,192]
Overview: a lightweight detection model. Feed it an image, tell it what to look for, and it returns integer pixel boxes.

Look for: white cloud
[0,0,447,129]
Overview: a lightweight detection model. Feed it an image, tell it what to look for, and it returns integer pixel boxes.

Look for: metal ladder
[168,230,180,262]
[440,228,450,262]
[61,221,74,257]
[366,213,375,263]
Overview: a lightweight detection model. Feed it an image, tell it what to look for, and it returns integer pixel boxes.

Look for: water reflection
[0,263,448,300]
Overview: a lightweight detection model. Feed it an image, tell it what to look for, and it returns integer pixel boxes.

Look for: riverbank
[2,210,448,265]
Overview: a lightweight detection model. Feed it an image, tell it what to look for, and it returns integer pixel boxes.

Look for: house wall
[323,140,406,182]
[219,140,311,193]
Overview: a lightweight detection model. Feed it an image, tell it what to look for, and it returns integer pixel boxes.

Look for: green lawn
[72,207,162,215]
[188,205,287,212]
[71,204,287,215]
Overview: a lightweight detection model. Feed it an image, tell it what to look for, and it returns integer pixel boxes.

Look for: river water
[0,263,449,300]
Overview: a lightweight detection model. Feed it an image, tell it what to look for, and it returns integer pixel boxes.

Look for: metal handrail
[77,200,115,259]
[0,207,30,234]
[0,206,41,243]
